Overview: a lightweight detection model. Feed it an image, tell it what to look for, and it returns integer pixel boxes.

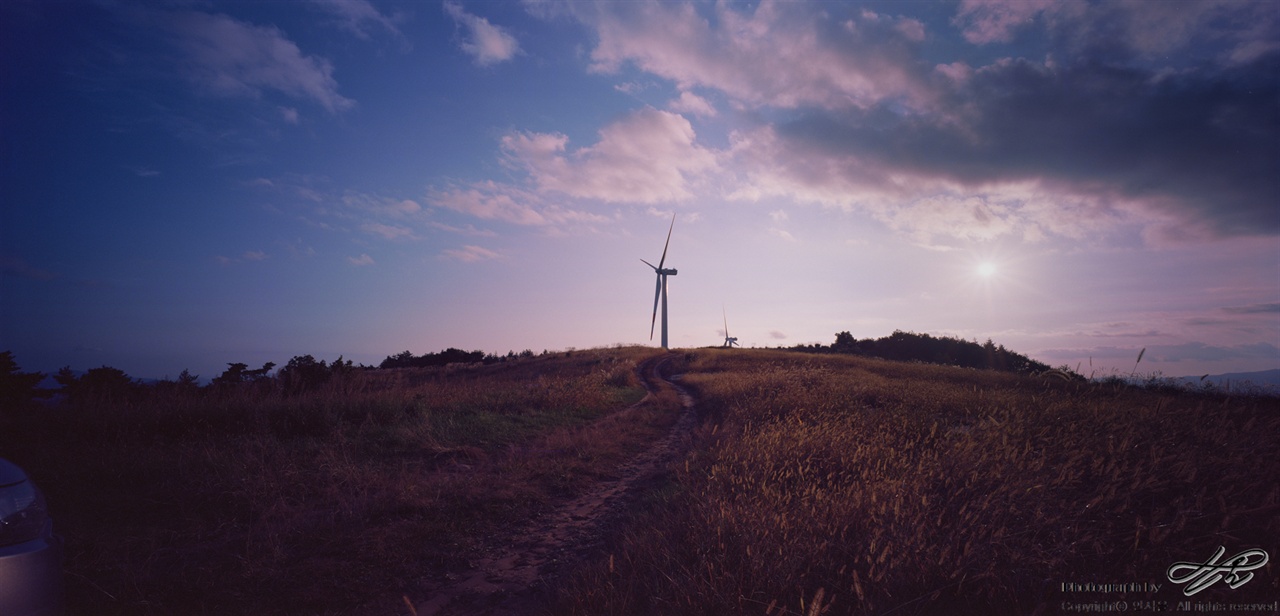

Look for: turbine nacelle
[640,259,678,277]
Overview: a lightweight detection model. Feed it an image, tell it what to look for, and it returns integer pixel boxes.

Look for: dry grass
[7,346,1276,615]
[0,347,667,615]
[560,349,1280,615]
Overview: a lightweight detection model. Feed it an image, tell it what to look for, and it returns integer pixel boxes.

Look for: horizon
[3,1,1277,383]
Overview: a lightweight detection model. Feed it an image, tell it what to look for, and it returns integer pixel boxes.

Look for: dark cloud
[775,51,1280,239]
[1222,302,1280,314]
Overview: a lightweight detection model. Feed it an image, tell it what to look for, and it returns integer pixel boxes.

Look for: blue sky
[2,0,1277,381]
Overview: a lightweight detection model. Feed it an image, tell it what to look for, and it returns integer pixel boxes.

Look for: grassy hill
[560,349,1279,615]
[2,347,1277,615]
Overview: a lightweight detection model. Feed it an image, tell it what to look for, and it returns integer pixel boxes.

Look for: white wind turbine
[641,214,678,349]
[722,307,739,348]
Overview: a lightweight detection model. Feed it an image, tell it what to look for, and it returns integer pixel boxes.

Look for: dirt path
[413,353,696,616]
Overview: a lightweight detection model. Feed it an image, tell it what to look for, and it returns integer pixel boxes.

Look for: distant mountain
[1173,369,1280,394]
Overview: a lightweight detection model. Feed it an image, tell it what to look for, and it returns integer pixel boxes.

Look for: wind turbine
[722,307,739,348]
[641,214,678,349]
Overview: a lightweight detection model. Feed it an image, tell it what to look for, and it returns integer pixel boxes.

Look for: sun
[977,262,997,278]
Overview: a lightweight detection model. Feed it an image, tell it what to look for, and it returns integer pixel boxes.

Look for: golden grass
[560,349,1280,615]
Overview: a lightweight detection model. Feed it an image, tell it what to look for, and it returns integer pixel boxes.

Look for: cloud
[725,53,1279,243]
[769,228,796,242]
[442,245,500,262]
[954,0,1278,65]
[343,192,422,219]
[348,253,375,266]
[279,107,299,124]
[431,182,548,225]
[361,222,416,240]
[429,221,498,237]
[542,1,1277,244]
[429,180,610,227]
[164,11,354,113]
[310,0,404,42]
[500,107,718,204]
[668,91,717,117]
[214,250,269,265]
[952,0,1060,44]
[1222,303,1280,315]
[579,2,934,111]
[444,2,520,66]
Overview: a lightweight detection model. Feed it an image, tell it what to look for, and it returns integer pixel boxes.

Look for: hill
[3,347,1277,615]
[1175,368,1280,393]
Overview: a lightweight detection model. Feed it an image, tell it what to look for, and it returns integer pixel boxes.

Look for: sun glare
[977,262,997,278]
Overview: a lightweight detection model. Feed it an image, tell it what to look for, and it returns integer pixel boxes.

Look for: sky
[2,0,1277,382]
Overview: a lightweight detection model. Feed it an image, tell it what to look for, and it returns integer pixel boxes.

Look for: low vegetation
[0,347,663,615]
[559,349,1279,615]
[3,346,1277,615]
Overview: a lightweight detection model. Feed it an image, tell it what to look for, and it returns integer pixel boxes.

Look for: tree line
[789,330,1053,374]
[0,347,544,411]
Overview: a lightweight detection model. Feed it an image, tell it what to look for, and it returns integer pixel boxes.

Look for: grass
[4,346,1276,615]
[557,349,1280,615]
[0,347,667,615]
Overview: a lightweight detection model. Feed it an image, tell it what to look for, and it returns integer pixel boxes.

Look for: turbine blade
[657,214,675,269]
[650,275,662,340]
[723,306,729,338]
[640,258,658,271]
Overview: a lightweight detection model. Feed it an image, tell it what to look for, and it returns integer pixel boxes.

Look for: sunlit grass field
[561,349,1280,615]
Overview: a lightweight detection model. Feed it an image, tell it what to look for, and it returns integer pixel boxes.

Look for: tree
[54,365,138,405]
[0,351,46,411]
[212,362,276,387]
[832,331,857,353]
[278,355,330,393]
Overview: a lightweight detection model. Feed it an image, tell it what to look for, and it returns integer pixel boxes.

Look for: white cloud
[429,221,498,237]
[431,181,548,225]
[167,11,355,113]
[348,253,375,266]
[500,107,718,204]
[668,91,717,117]
[311,0,404,41]
[279,106,299,124]
[581,2,933,111]
[769,228,796,242]
[361,222,416,240]
[442,245,500,262]
[242,250,268,261]
[952,0,1059,44]
[343,192,422,219]
[444,2,520,66]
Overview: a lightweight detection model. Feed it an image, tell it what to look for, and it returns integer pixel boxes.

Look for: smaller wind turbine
[641,214,678,349]
[722,307,739,348]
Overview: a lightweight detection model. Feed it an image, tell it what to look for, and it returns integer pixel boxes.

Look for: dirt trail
[413,353,696,616]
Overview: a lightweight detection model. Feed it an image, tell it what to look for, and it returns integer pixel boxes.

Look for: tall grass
[0,347,662,615]
[560,349,1280,615]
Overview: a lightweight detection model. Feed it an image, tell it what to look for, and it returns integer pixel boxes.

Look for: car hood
[0,458,30,488]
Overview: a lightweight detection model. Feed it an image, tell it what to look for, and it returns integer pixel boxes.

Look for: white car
[0,458,63,616]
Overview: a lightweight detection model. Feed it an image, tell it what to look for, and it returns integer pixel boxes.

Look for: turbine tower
[722,307,739,348]
[641,214,678,349]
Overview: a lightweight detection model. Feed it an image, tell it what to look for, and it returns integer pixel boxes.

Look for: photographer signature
[1167,546,1269,596]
